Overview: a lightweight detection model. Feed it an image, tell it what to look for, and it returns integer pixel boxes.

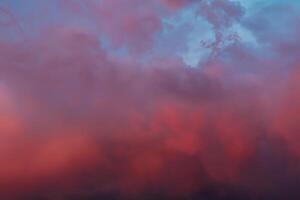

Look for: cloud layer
[0,0,300,199]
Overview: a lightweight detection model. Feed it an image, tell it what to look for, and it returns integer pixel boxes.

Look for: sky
[0,0,300,200]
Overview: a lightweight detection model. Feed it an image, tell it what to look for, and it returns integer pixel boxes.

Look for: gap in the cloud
[152,5,215,68]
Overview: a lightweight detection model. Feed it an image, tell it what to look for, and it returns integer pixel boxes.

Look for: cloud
[0,1,300,199]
